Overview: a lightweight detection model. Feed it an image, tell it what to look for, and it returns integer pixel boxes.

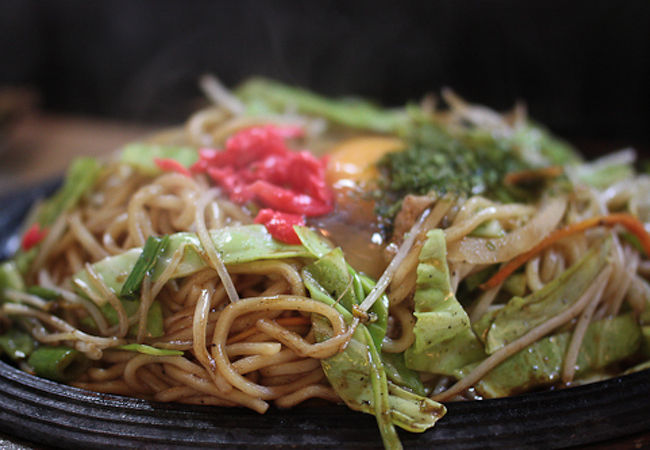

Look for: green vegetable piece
[0,329,36,361]
[303,248,358,312]
[579,164,634,189]
[364,326,401,449]
[404,229,485,375]
[572,150,635,190]
[103,300,163,338]
[26,286,61,301]
[628,278,650,325]
[462,265,498,293]
[116,344,183,356]
[303,253,445,446]
[471,307,503,344]
[236,77,412,134]
[381,351,426,396]
[502,273,527,297]
[456,314,641,398]
[484,239,610,354]
[629,276,650,325]
[143,300,164,338]
[510,122,581,166]
[296,226,390,348]
[120,235,170,300]
[73,225,312,306]
[641,326,650,359]
[301,248,387,350]
[120,143,198,175]
[80,299,163,338]
[0,261,25,295]
[350,271,365,306]
[27,346,90,382]
[469,219,505,238]
[294,225,335,258]
[37,157,102,226]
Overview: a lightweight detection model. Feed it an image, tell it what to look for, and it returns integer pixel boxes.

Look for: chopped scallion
[26,286,61,301]
[119,235,170,300]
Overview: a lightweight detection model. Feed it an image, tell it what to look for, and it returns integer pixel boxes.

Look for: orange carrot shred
[480,213,650,290]
[226,315,311,344]
[504,165,563,185]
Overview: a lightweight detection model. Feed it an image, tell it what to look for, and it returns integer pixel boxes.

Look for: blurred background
[0,0,649,191]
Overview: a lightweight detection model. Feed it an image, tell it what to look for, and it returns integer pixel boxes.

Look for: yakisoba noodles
[1,76,649,448]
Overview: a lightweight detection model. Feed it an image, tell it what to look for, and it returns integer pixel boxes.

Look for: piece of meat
[384,194,437,263]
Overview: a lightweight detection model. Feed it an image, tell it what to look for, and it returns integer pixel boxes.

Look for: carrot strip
[226,315,311,344]
[480,213,650,290]
[504,165,563,185]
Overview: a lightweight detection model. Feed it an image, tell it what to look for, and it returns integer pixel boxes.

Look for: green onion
[0,329,36,361]
[27,346,90,382]
[116,344,183,356]
[26,286,61,301]
[119,235,170,300]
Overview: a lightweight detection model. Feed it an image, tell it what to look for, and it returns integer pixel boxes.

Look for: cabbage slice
[404,229,485,375]
[73,225,312,305]
[120,143,198,175]
[456,314,642,398]
[483,239,611,354]
[303,249,445,449]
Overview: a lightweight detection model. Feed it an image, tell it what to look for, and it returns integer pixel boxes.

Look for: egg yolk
[326,136,404,221]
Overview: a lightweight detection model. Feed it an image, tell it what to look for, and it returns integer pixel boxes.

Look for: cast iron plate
[0,180,649,449]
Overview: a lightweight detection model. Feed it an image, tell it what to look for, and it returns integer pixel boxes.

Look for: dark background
[1,0,649,150]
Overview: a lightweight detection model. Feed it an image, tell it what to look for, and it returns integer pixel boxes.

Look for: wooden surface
[0,114,155,195]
